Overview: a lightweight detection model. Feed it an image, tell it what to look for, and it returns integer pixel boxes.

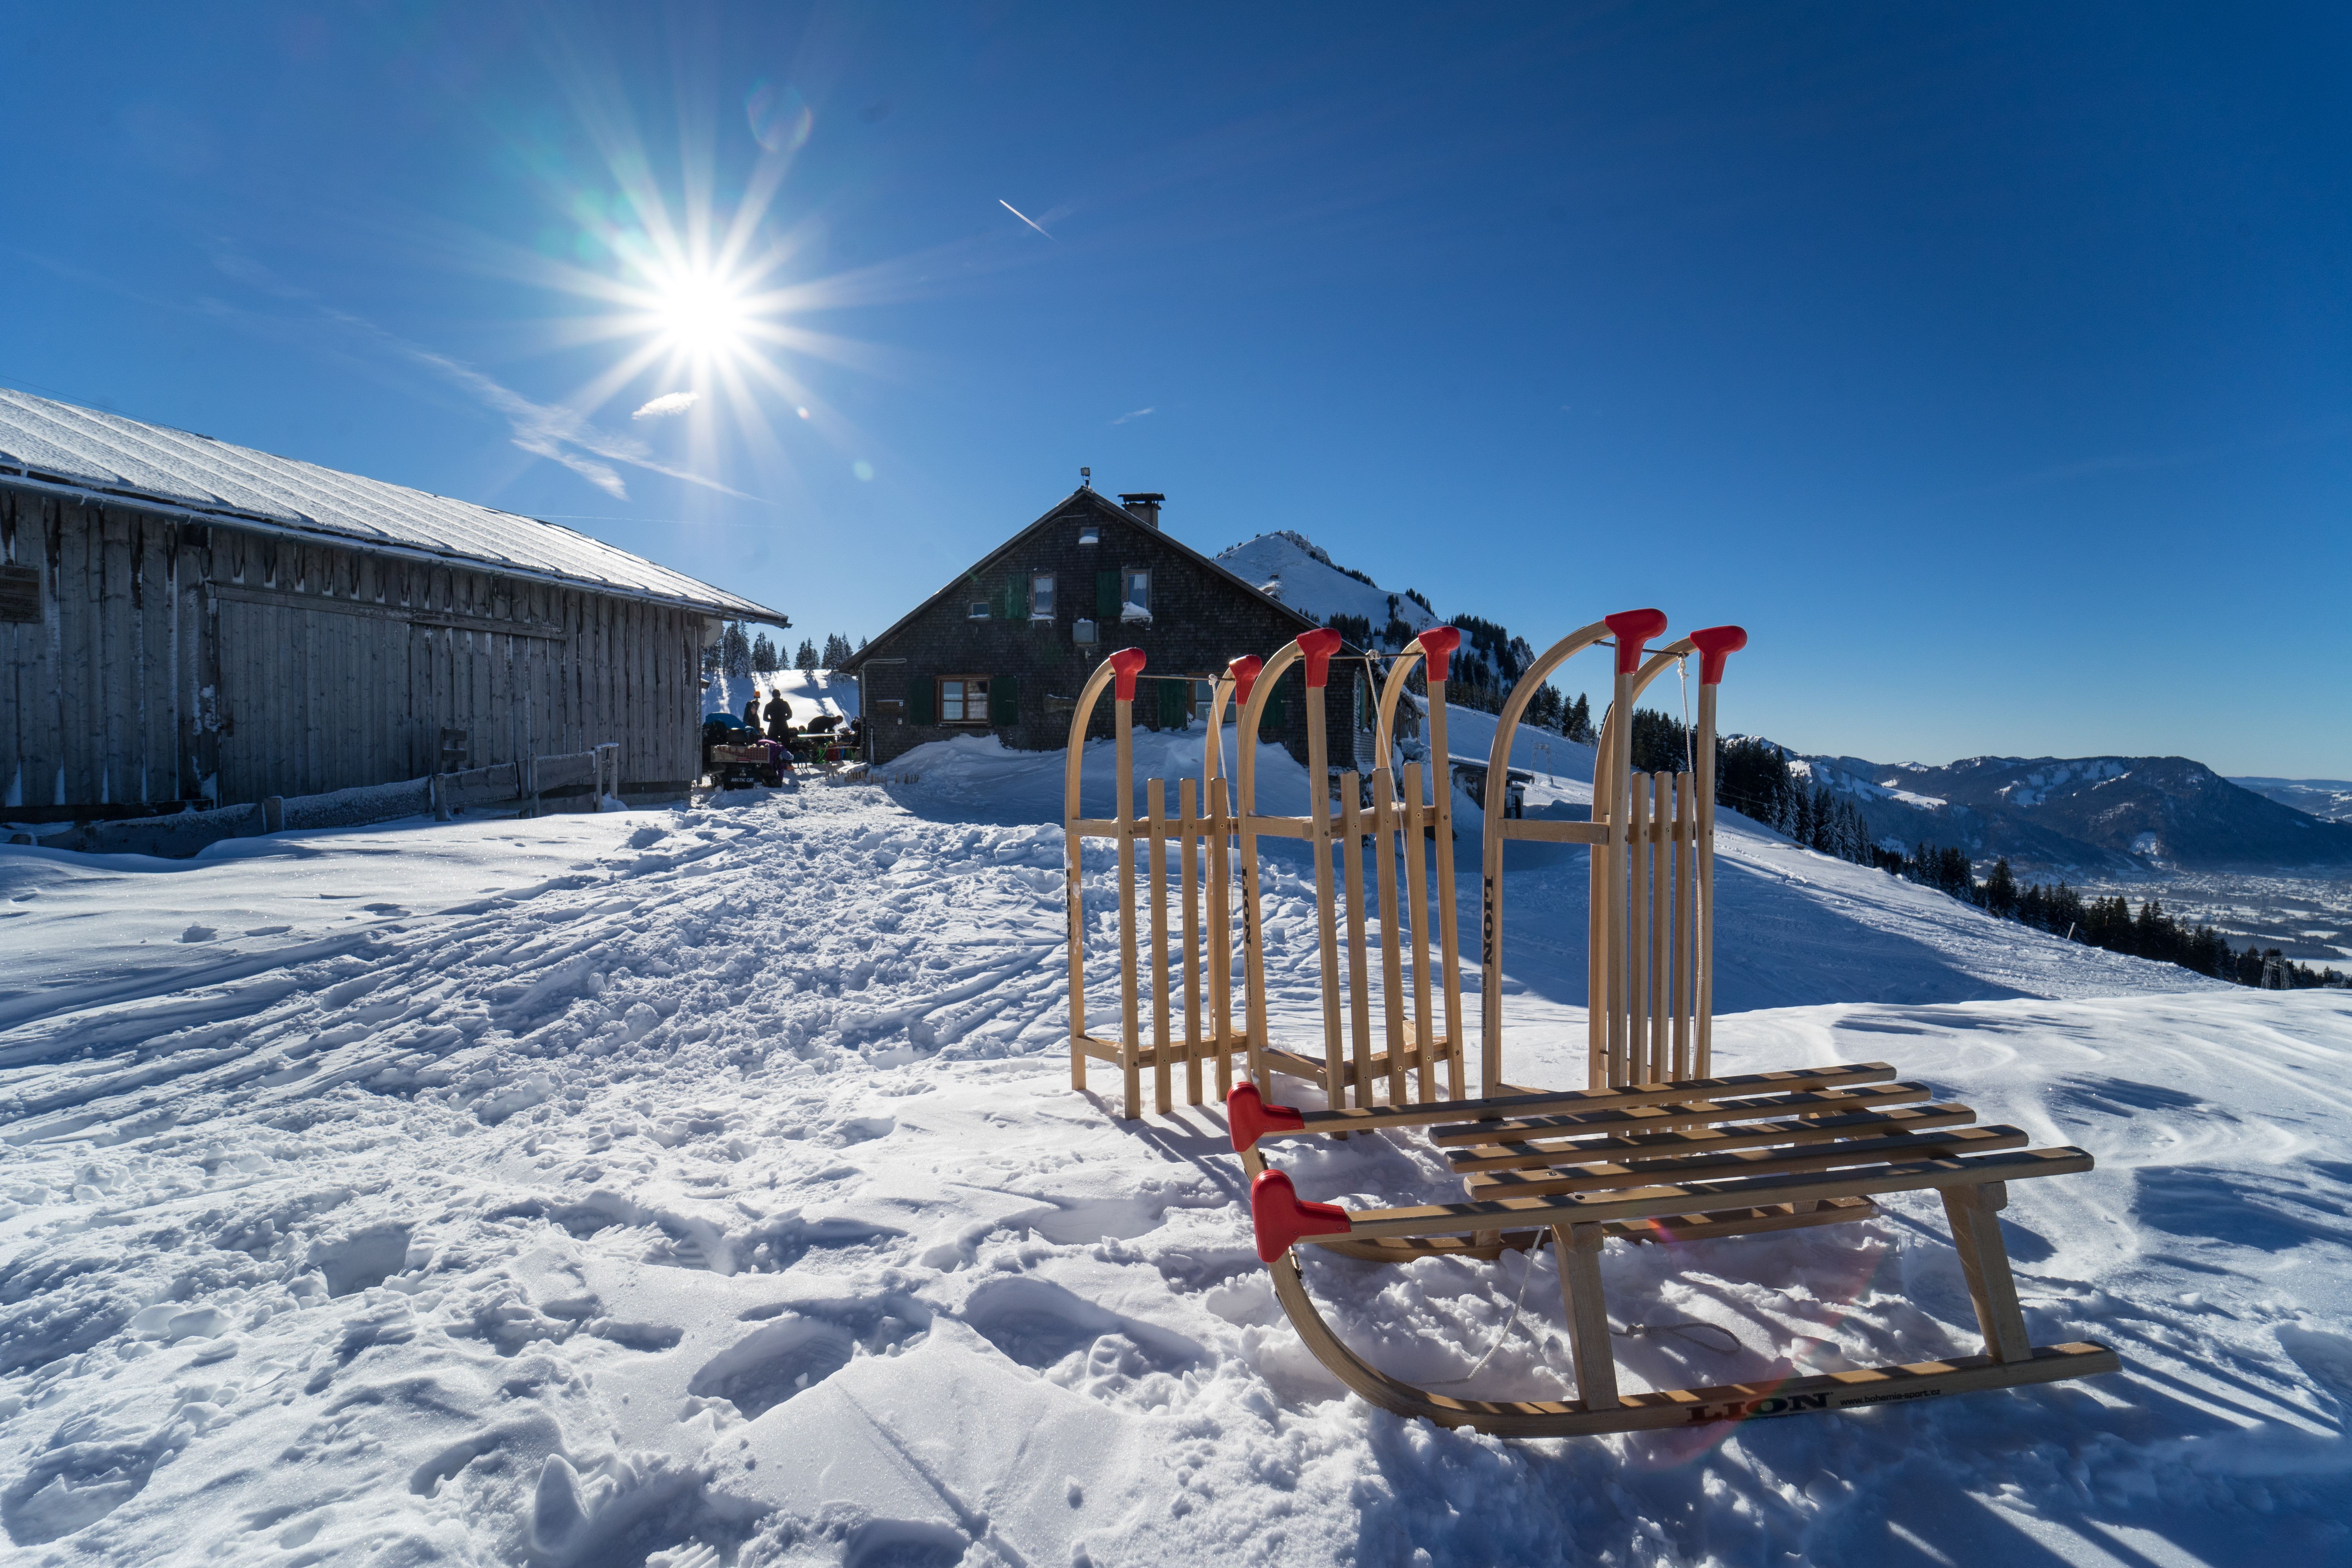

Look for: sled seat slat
[1463,1124,2030,1198]
[1247,1061,1900,1143]
[1314,1144,2093,1240]
[1445,1099,1981,1172]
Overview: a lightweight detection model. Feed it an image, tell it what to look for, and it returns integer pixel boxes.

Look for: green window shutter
[908,676,934,725]
[998,574,1020,620]
[1157,678,1187,729]
[1096,570,1120,620]
[1258,689,1289,740]
[990,674,1020,726]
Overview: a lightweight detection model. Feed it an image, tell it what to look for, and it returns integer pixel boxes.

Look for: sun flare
[650,268,748,357]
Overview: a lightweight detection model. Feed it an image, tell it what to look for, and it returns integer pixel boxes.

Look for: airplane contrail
[999,199,1053,239]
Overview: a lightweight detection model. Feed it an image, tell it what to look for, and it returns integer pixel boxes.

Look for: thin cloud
[632,391,700,419]
[999,199,1054,239]
[1111,407,1155,425]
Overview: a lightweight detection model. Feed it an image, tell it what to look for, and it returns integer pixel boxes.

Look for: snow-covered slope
[2233,776,2352,824]
[704,668,859,725]
[0,737,2343,1566]
[1215,530,1438,639]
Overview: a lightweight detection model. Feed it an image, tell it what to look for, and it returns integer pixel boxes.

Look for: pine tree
[1565,693,1593,744]
[1983,857,2018,917]
[750,633,778,673]
[722,622,751,677]
[795,639,818,671]
[821,632,852,667]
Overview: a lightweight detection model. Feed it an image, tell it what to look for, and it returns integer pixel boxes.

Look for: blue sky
[6,4,2347,775]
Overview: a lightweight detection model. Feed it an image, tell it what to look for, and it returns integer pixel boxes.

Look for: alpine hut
[841,486,1359,767]
[0,389,782,821]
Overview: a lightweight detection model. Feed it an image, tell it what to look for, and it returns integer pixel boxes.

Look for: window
[1078,525,1100,545]
[967,600,990,619]
[938,676,989,724]
[1031,572,1055,619]
[1121,568,1152,622]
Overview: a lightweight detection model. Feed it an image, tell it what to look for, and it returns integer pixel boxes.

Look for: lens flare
[746,80,812,154]
[651,269,747,355]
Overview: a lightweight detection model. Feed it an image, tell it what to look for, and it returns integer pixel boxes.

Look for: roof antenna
[1080,466,1091,489]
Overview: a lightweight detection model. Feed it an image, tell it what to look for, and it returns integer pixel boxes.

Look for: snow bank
[0,755,2340,1565]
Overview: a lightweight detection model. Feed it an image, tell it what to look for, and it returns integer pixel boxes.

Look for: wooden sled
[1230,1070,2118,1435]
[1221,611,2119,1433]
[1062,648,1254,1118]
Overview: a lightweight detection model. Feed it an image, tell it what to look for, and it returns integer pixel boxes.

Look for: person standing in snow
[742,692,764,737]
[764,690,795,746]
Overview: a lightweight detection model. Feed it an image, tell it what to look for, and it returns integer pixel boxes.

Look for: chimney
[1119,492,1164,529]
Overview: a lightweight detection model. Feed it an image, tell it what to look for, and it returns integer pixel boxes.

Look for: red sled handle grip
[1107,647,1147,702]
[1296,627,1343,689]
[1603,608,1670,675]
[1227,1082,1306,1152]
[1250,1169,1352,1261]
[1416,625,1460,684]
[1690,625,1747,686]
[1227,654,1263,708]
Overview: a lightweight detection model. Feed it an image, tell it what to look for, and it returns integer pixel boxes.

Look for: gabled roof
[0,388,782,622]
[841,486,1317,668]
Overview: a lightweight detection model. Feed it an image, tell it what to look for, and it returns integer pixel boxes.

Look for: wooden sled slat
[1446,1100,1980,1172]
[1462,1125,2029,1199]
[1314,1195,1881,1261]
[1430,1082,1943,1150]
[1322,1145,2094,1240]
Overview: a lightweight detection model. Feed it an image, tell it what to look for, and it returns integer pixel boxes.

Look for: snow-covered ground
[1,724,2347,1566]
[704,670,860,727]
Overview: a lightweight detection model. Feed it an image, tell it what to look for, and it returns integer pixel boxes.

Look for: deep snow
[0,724,2346,1566]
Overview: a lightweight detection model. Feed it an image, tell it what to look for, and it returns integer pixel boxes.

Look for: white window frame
[1030,572,1055,620]
[1078,525,1100,545]
[967,599,991,620]
[1121,567,1152,622]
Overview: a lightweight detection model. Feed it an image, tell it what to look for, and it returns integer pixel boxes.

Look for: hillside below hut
[0,389,782,821]
[842,486,1363,768]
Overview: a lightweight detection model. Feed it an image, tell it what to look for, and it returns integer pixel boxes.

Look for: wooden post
[1340,773,1374,1107]
[1626,769,1651,1082]
[1688,625,1744,1083]
[1180,775,1203,1107]
[1401,762,1437,1103]
[1649,770,1671,1083]
[1209,772,1235,1099]
[1553,1223,1619,1410]
[1424,649,1465,1100]
[1116,684,1141,1119]
[1149,778,1172,1115]
[1942,1184,2031,1363]
[1672,770,1694,1081]
[1301,633,1346,1108]
[1372,768,1409,1106]
[1233,653,1278,1091]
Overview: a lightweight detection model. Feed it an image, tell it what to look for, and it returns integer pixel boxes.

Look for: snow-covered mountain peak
[1214,530,1439,640]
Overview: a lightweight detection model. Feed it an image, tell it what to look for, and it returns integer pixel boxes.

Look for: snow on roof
[0,387,780,621]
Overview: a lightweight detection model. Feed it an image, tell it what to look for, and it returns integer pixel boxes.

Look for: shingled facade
[843,487,1359,768]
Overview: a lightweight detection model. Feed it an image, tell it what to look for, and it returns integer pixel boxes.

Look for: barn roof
[0,388,781,622]
[839,486,1316,668]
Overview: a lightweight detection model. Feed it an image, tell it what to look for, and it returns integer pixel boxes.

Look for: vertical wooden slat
[1207,773,1235,1099]
[1372,768,1408,1105]
[1673,771,1695,1080]
[1943,1185,2031,1363]
[1401,762,1436,1103]
[1649,771,1671,1082]
[1115,688,1140,1120]
[1339,773,1373,1107]
[1425,676,1464,1100]
[1306,675,1345,1107]
[1148,777,1172,1116]
[1180,776,1202,1107]
[1627,771,1651,1081]
[99,510,132,804]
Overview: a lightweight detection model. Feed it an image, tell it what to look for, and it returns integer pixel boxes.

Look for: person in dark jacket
[763,691,795,744]
[742,693,764,737]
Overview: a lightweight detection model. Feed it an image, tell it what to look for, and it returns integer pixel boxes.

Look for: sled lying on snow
[1230,1070,2118,1436]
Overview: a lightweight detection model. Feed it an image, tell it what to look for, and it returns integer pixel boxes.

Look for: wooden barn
[0,389,782,820]
[842,485,1360,767]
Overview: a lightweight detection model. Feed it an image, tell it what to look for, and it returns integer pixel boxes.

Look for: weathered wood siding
[2,485,710,812]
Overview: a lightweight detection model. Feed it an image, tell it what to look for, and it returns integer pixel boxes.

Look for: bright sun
[652,270,748,357]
